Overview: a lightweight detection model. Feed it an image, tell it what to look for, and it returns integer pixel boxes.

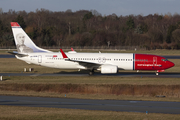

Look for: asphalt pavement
[0,95,180,114]
[0,72,180,77]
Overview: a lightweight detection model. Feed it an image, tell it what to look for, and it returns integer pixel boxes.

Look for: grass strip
[1,76,180,85]
[1,82,180,102]
[0,105,180,120]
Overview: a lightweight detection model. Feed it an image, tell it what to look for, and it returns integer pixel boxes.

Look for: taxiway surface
[0,95,180,114]
[0,72,180,77]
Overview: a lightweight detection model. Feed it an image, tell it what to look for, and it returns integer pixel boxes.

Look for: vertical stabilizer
[11,22,51,53]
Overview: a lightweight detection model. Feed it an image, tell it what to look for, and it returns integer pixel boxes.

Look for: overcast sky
[0,0,180,16]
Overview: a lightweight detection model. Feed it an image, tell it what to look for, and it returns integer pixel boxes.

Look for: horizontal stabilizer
[8,51,28,57]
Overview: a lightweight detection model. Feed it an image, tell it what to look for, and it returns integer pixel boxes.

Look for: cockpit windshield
[161,59,168,61]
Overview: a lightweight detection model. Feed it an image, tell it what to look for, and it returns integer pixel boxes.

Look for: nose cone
[167,61,175,68]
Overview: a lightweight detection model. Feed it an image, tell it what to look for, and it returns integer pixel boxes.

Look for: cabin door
[153,57,157,65]
[38,55,42,63]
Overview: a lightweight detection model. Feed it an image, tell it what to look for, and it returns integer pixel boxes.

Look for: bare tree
[0,8,3,15]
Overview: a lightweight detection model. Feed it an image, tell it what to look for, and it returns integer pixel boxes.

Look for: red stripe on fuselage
[134,54,167,70]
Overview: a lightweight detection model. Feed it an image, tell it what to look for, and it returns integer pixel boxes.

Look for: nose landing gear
[156,72,159,75]
[156,70,165,75]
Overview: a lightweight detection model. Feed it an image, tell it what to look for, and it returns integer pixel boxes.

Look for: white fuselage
[16,52,134,70]
[11,22,175,74]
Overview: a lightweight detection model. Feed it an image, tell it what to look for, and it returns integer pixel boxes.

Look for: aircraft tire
[89,71,94,76]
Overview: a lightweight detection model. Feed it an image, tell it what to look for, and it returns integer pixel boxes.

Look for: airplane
[9,22,174,75]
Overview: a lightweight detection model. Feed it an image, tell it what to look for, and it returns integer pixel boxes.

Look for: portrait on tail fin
[11,22,51,53]
[16,33,33,53]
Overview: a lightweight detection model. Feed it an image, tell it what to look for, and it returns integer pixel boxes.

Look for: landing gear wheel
[89,70,94,76]
[89,71,93,75]
[156,72,159,75]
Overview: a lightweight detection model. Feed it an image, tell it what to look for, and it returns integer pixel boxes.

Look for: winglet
[71,48,74,51]
[60,49,68,59]
[68,48,77,53]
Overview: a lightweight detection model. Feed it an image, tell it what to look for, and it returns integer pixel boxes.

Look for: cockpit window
[161,59,168,61]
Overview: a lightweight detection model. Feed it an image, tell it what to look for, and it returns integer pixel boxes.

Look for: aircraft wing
[60,49,101,69]
[8,51,28,57]
[72,59,101,69]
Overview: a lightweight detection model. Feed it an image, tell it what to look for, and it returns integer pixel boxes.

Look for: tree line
[0,8,180,49]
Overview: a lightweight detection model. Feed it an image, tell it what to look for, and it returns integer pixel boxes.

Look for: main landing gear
[89,70,94,76]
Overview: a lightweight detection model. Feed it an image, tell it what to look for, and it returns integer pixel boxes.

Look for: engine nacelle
[101,65,118,74]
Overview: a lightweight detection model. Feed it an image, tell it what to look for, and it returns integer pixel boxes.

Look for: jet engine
[101,65,118,74]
